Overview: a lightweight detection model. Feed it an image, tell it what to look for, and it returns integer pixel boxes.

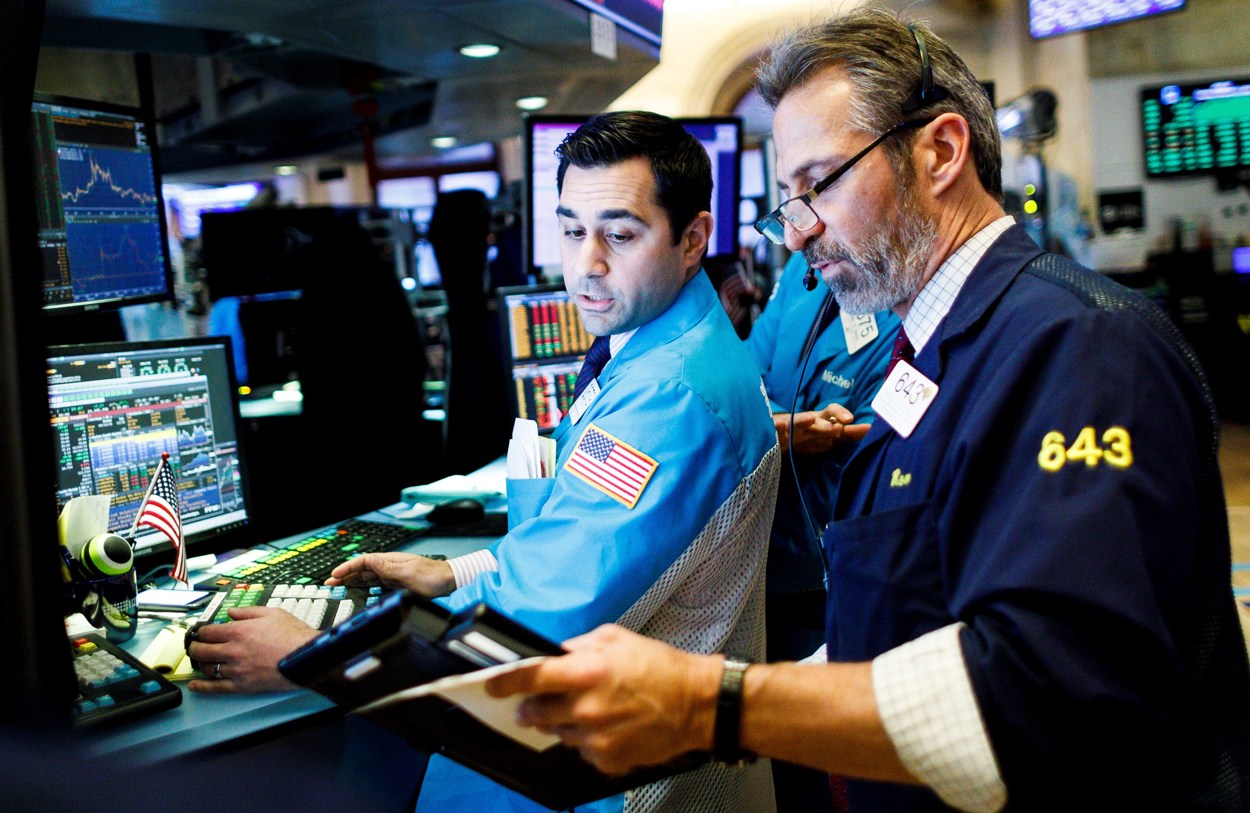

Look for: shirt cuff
[447,549,499,590]
[871,623,1006,813]
[800,643,827,664]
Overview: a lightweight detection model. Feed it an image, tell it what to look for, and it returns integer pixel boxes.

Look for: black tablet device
[277,592,707,810]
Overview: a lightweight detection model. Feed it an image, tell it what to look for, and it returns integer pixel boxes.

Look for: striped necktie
[572,335,612,401]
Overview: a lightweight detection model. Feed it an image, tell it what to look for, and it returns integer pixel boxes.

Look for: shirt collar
[903,215,1015,356]
[608,328,637,358]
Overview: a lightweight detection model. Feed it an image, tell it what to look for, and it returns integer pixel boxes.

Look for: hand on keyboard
[326,551,457,597]
[186,606,322,694]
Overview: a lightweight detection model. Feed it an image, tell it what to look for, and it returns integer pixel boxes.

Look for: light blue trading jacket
[417,271,780,813]
[744,253,898,594]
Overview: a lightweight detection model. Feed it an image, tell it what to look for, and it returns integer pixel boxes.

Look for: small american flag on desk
[565,424,658,509]
[131,452,186,582]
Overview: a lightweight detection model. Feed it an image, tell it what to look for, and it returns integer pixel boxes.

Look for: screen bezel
[46,335,255,563]
[1028,0,1187,39]
[522,114,743,280]
[32,91,175,315]
[677,115,743,262]
[522,114,591,282]
[496,282,588,434]
[1138,77,1250,179]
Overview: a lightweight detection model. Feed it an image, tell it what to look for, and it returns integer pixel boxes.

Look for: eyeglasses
[753,116,934,246]
[755,24,952,246]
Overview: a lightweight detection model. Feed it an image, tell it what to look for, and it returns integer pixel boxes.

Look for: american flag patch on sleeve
[565,424,658,509]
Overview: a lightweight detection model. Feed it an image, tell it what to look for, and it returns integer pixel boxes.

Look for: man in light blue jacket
[189,111,780,813]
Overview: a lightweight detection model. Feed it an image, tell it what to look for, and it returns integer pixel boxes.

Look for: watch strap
[712,656,755,764]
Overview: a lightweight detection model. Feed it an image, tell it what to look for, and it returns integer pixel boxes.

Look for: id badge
[567,378,600,426]
[871,360,938,438]
[841,312,879,355]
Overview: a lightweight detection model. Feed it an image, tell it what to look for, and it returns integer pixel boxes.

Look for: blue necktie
[572,336,611,401]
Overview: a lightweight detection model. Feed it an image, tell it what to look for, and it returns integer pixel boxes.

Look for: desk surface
[80,506,501,765]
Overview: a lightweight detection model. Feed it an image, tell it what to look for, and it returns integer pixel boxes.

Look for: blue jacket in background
[744,253,897,594]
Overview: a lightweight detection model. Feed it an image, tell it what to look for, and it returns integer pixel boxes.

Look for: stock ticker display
[1141,79,1250,177]
[47,341,248,550]
[32,98,169,309]
[502,287,592,430]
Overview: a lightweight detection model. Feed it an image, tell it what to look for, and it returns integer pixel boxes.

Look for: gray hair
[756,7,1002,200]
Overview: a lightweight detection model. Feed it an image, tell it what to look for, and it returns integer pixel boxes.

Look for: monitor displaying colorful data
[1141,77,1250,177]
[47,337,251,560]
[498,284,593,431]
[1029,0,1185,39]
[32,94,173,312]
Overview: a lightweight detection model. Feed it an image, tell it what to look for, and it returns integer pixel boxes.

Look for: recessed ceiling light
[515,96,549,111]
[458,43,501,58]
[431,136,459,149]
[274,165,299,175]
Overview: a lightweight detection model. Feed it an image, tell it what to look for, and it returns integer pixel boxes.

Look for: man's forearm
[737,660,917,784]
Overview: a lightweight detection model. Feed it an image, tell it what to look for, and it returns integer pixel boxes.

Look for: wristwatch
[712,656,755,765]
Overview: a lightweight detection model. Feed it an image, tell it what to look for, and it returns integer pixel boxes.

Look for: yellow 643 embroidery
[1037,426,1133,472]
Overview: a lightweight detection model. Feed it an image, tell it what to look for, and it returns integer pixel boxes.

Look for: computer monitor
[46,336,252,563]
[497,283,593,431]
[1029,0,1185,38]
[31,93,173,313]
[523,115,742,279]
[163,182,262,239]
[1141,78,1250,178]
[566,0,663,50]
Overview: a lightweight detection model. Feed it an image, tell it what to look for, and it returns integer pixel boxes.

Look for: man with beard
[487,9,1250,813]
[187,111,780,813]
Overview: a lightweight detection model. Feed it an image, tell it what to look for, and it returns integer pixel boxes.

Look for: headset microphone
[803,266,818,291]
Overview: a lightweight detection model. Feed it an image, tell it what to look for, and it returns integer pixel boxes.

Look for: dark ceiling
[40,0,661,174]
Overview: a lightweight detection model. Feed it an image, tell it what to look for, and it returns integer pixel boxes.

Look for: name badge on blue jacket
[841,312,879,354]
[567,379,600,426]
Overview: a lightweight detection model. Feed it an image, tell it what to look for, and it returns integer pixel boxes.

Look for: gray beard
[804,190,938,315]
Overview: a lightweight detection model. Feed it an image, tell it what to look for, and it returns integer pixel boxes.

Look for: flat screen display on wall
[567,0,662,49]
[1140,78,1250,178]
[1028,0,1185,39]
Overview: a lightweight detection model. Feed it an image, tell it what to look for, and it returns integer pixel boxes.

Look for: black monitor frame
[31,91,174,315]
[1,0,77,731]
[1028,0,1187,39]
[1140,77,1250,179]
[46,335,254,565]
[496,282,591,432]
[522,114,743,281]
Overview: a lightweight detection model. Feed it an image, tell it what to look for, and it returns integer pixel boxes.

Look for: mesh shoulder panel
[617,445,780,813]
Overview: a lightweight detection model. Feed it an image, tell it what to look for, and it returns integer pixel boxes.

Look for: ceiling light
[515,96,549,111]
[274,164,300,175]
[430,136,459,149]
[458,43,501,59]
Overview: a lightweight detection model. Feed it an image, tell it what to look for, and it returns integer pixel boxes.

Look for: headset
[800,24,950,294]
[789,24,951,552]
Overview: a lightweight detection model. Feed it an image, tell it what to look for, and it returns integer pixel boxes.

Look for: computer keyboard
[197,518,435,590]
[70,632,181,729]
[197,582,389,630]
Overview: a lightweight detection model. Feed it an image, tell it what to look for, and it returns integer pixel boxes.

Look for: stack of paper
[506,419,556,479]
[138,623,200,680]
